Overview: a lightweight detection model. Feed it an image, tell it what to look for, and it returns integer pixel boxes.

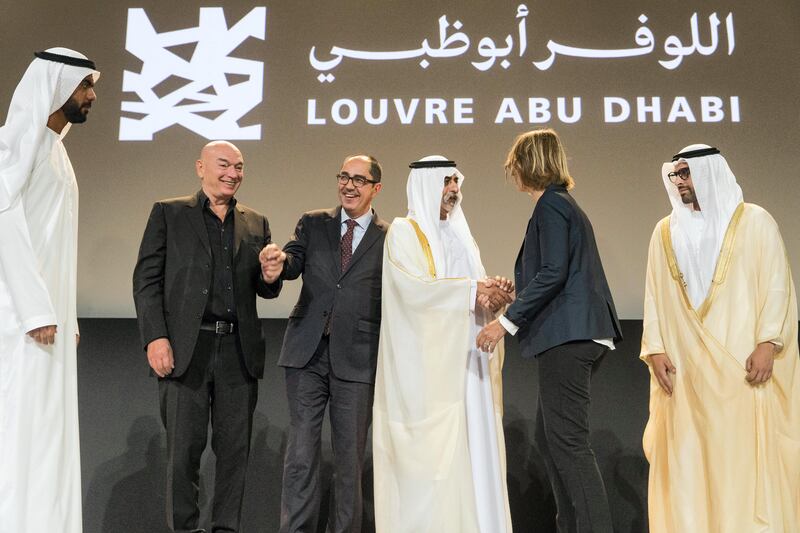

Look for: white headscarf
[406,155,486,280]
[0,47,100,212]
[661,144,743,308]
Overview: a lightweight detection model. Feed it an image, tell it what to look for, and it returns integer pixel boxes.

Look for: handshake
[259,243,286,283]
[476,276,515,312]
[259,242,513,314]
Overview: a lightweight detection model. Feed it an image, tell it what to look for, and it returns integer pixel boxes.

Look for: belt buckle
[215,321,234,334]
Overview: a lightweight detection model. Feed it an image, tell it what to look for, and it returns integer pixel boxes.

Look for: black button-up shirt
[199,191,237,323]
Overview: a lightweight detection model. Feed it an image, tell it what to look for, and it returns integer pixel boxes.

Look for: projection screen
[1,0,798,318]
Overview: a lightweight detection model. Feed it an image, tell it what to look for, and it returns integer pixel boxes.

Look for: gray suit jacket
[132,191,281,378]
[278,207,388,383]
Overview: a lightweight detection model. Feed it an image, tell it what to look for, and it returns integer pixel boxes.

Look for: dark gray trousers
[279,336,374,533]
[535,340,613,533]
[159,330,258,533]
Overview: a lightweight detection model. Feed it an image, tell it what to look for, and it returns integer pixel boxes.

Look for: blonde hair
[505,128,575,191]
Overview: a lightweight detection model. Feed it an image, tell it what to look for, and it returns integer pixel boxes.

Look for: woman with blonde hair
[478,128,622,532]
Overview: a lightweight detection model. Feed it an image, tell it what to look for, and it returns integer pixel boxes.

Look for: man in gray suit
[261,155,388,533]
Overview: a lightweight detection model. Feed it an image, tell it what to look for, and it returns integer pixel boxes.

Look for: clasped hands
[259,243,286,283]
[471,277,514,354]
[476,276,514,312]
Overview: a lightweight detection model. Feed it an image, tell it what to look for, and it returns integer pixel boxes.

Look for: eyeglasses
[667,168,691,184]
[336,173,377,188]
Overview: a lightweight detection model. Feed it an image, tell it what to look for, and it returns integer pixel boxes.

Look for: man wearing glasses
[640,145,800,532]
[261,155,388,532]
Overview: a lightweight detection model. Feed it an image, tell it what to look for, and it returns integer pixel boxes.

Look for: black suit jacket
[505,184,622,358]
[278,207,388,384]
[132,191,281,378]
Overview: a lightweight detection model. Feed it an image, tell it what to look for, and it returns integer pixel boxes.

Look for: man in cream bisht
[0,48,99,531]
[641,144,800,532]
[373,156,513,533]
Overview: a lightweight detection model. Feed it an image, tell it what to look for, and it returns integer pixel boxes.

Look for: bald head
[200,140,241,160]
[196,140,244,204]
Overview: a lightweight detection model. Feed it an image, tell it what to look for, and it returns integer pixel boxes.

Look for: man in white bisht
[373,156,513,533]
[641,145,800,531]
[0,48,99,532]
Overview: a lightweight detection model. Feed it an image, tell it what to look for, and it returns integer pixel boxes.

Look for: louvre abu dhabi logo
[119,7,266,141]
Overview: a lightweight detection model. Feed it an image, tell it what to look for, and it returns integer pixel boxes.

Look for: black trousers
[159,330,258,533]
[279,336,374,533]
[535,340,613,533]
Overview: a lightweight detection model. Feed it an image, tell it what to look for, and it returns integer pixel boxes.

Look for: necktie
[341,219,358,271]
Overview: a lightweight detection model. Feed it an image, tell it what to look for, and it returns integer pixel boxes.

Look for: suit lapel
[344,221,379,276]
[187,192,211,258]
[341,211,386,278]
[233,204,246,259]
[326,206,343,278]
[515,211,535,282]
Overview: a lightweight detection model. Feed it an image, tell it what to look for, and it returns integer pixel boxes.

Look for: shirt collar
[341,207,373,229]
[545,183,567,192]
[198,189,237,210]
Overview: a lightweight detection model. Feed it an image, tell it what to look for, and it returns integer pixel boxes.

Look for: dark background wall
[78,319,650,533]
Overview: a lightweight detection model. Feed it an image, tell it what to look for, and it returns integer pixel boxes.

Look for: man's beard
[442,192,458,212]
[680,190,697,205]
[61,96,88,123]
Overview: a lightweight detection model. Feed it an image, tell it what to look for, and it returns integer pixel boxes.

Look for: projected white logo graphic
[120,7,266,141]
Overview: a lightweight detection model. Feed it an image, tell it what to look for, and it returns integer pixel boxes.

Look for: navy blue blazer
[504,184,622,358]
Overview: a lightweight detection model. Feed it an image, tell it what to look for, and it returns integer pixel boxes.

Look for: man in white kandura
[373,156,513,533]
[641,144,800,532]
[0,48,99,532]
